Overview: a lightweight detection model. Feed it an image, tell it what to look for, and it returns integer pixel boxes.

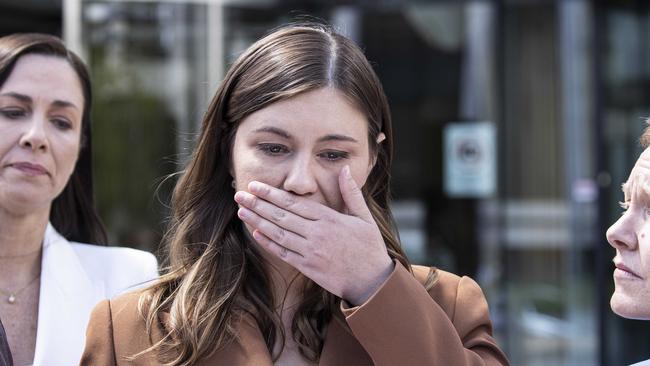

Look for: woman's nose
[282,156,318,196]
[606,211,638,251]
[19,118,48,152]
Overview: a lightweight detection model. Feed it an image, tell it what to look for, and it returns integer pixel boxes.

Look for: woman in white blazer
[0,33,158,365]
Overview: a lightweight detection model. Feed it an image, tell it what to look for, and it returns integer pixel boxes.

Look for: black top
[0,318,12,366]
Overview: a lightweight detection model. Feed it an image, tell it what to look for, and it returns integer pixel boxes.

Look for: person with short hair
[606,120,650,366]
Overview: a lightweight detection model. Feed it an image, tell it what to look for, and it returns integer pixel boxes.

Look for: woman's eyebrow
[638,177,650,202]
[251,127,358,143]
[0,92,79,110]
[51,100,80,111]
[624,174,650,204]
[253,126,291,139]
[317,134,358,143]
[0,91,31,103]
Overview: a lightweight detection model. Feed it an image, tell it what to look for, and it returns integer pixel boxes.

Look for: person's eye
[318,150,349,162]
[644,205,650,219]
[0,108,27,119]
[258,143,289,156]
[51,117,73,130]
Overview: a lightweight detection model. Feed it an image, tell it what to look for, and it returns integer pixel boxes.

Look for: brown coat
[81,263,509,365]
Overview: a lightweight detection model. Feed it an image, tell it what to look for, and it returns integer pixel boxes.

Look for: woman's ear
[369,132,386,171]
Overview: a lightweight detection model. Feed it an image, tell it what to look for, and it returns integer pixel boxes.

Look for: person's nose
[282,154,318,196]
[606,210,638,251]
[19,116,48,152]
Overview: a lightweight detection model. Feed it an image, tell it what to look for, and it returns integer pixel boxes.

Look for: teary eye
[51,117,73,130]
[0,108,27,119]
[318,150,349,162]
[258,143,289,156]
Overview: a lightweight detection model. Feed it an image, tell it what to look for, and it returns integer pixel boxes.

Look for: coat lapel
[153,305,370,365]
[195,311,371,365]
[161,313,273,366]
[32,224,102,366]
[320,313,372,366]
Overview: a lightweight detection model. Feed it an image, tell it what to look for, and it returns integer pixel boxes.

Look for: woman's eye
[258,143,289,156]
[0,108,27,119]
[319,151,349,162]
[51,118,72,130]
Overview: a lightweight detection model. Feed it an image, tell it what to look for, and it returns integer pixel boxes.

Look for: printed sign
[443,121,496,198]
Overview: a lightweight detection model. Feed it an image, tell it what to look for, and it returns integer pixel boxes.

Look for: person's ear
[368,132,386,171]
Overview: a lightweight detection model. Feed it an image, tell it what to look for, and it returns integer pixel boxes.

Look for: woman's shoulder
[83,290,162,363]
[111,288,146,306]
[92,290,159,340]
[70,241,158,273]
[410,264,463,290]
[70,242,156,262]
[70,241,157,268]
[410,264,488,317]
[69,242,159,296]
[44,223,158,281]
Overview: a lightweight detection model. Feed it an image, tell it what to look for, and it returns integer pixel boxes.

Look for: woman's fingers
[237,206,306,256]
[338,165,373,222]
[246,181,328,220]
[235,191,309,238]
[234,179,392,303]
[251,229,304,265]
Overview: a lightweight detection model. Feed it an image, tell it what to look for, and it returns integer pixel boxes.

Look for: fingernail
[344,165,352,179]
[234,191,244,203]
[252,230,262,241]
[237,207,249,219]
[249,181,262,193]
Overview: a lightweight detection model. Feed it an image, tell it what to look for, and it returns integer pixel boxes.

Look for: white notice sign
[443,121,496,198]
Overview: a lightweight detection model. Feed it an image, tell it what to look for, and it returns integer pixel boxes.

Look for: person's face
[0,54,83,215]
[607,147,650,319]
[231,87,377,215]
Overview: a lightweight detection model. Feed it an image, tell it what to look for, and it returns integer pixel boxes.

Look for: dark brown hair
[140,23,430,365]
[0,33,106,244]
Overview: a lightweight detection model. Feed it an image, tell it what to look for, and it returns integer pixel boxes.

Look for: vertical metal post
[63,0,83,57]
[559,1,597,364]
[460,2,496,122]
[207,0,224,112]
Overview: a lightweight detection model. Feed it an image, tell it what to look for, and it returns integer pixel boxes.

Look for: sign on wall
[443,121,496,198]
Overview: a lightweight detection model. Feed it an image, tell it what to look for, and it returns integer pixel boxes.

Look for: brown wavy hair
[139,23,433,365]
[0,33,106,244]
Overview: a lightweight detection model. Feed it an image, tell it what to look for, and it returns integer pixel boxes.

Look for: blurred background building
[1,0,649,364]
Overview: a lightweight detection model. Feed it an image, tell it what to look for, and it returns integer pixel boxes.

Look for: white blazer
[631,360,650,366]
[32,223,158,366]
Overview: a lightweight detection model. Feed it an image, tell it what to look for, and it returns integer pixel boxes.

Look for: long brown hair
[140,23,422,364]
[0,33,106,244]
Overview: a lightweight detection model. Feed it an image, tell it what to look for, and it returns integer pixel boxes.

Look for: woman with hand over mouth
[82,23,508,366]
